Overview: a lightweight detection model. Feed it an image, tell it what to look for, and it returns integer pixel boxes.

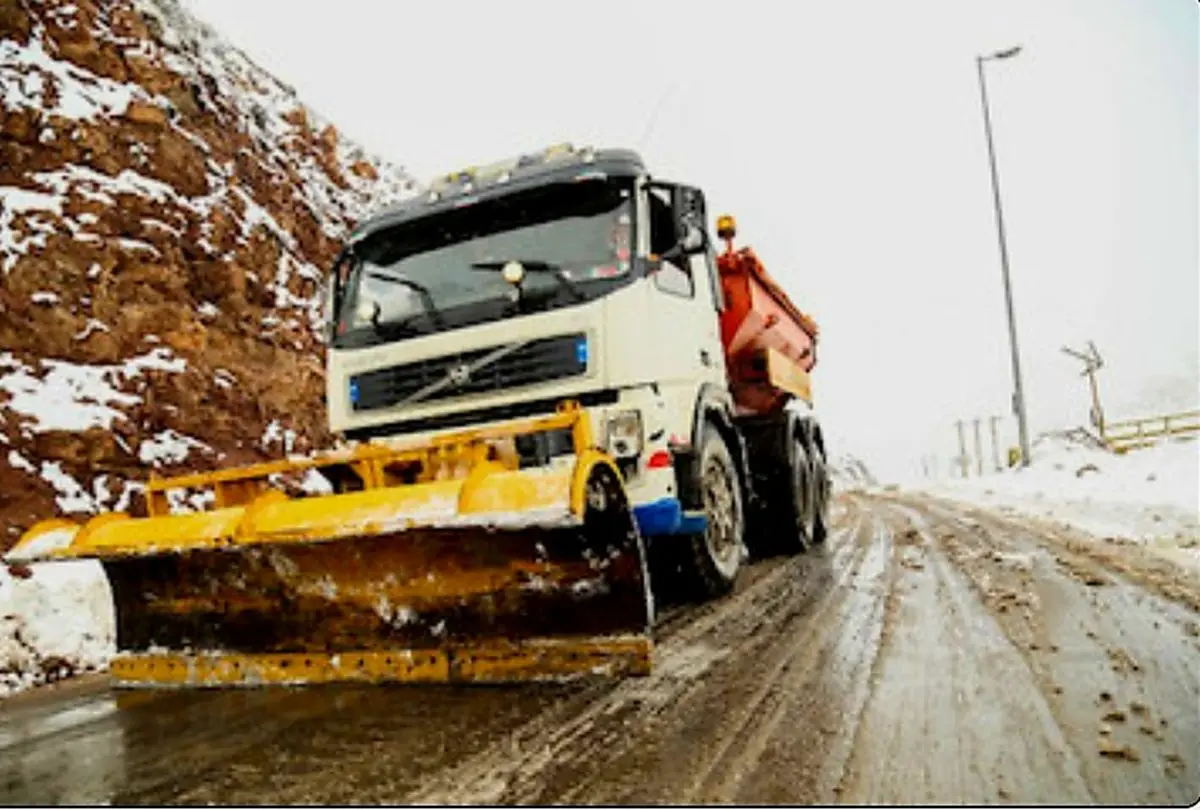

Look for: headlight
[605,410,643,459]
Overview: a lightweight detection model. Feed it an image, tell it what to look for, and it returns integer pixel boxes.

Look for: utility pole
[989,415,1003,471]
[955,420,969,479]
[1062,341,1106,440]
[976,45,1032,467]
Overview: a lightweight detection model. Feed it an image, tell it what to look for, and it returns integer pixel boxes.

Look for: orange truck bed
[716,224,819,416]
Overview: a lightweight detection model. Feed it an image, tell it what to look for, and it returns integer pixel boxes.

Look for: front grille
[344,388,620,442]
[350,333,589,413]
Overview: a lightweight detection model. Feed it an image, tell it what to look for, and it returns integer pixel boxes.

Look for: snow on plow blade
[4,403,654,687]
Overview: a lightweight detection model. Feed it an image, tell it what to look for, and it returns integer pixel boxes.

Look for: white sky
[183,0,1198,482]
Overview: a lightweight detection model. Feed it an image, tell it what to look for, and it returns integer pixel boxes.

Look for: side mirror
[671,184,708,255]
[660,222,705,264]
[679,222,705,253]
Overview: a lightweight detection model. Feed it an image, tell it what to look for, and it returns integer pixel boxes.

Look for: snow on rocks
[7,449,37,474]
[0,186,64,274]
[0,35,137,122]
[261,419,298,454]
[129,0,419,228]
[0,348,186,435]
[137,427,211,467]
[39,460,110,514]
[73,319,110,341]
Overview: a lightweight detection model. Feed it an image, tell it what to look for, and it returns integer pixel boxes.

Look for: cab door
[644,183,728,434]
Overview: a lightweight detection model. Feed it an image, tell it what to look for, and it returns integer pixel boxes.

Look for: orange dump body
[717,242,819,415]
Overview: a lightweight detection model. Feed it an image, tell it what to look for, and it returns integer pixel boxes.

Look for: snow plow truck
[5,144,830,687]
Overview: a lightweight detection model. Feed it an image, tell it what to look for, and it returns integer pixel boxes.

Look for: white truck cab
[325,144,829,598]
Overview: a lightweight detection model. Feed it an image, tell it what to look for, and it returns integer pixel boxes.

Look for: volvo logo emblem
[447,363,472,387]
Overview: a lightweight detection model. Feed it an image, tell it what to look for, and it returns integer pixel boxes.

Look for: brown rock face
[0,0,418,548]
[124,100,168,127]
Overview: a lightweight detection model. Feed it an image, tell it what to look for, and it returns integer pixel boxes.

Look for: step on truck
[6,144,830,687]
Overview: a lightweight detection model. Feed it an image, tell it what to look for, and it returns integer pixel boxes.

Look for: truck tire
[684,426,745,599]
[764,436,815,555]
[810,450,830,545]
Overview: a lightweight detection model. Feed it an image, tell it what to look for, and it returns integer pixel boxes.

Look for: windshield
[332,178,635,348]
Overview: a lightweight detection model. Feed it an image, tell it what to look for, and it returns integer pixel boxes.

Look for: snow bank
[0,561,115,698]
[921,435,1200,570]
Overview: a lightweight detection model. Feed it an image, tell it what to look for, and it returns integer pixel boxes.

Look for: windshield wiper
[470,260,585,302]
[363,268,447,329]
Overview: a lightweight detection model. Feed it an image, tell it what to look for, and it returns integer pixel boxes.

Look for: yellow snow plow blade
[4,402,654,687]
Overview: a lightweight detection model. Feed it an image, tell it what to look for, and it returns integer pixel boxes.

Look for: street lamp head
[990,45,1023,60]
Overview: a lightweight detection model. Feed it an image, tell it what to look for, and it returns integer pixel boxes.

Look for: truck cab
[325,144,828,597]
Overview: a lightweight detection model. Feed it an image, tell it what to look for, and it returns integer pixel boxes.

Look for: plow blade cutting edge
[4,404,655,687]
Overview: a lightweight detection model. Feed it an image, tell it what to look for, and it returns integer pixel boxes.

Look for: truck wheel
[767,437,814,555]
[685,427,745,599]
[810,452,830,545]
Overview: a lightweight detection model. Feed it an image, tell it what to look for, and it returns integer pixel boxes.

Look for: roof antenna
[638,82,679,153]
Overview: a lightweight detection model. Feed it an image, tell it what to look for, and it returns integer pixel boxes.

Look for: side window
[648,187,694,298]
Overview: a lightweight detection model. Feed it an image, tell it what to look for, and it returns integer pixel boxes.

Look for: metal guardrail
[1102,409,1200,453]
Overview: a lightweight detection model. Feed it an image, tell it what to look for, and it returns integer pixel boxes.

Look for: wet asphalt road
[2,493,1198,805]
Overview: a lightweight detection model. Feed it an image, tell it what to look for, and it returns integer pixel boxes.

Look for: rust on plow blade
[5,403,655,686]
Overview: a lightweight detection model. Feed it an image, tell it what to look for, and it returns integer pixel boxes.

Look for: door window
[648,186,693,298]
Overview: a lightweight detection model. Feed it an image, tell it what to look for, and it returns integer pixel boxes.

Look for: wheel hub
[702,456,739,569]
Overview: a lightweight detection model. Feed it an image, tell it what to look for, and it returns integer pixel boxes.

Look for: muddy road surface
[2,493,1197,805]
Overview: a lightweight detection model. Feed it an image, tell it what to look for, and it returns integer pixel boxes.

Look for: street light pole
[975,45,1031,467]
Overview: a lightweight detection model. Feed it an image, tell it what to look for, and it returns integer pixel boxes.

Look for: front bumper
[632,497,707,538]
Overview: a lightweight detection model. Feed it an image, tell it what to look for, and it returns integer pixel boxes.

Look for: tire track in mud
[837,500,1096,804]
[603,511,889,805]
[682,510,896,805]
[882,495,1200,805]
[159,682,588,805]
[554,506,881,806]
[402,503,877,805]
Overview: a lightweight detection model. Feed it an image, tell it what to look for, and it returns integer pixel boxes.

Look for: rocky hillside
[0,0,419,547]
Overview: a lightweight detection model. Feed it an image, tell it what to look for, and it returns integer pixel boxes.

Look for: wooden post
[973,418,984,477]
[1062,341,1107,440]
[956,420,969,479]
[989,415,1003,472]
[1087,368,1106,439]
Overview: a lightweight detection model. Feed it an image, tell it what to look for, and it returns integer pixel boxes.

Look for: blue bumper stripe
[633,498,707,537]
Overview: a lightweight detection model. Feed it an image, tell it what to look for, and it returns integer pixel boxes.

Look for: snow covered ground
[0,559,114,698]
[919,434,1200,574]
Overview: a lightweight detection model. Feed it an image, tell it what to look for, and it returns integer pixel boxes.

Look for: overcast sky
[183,0,1198,482]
